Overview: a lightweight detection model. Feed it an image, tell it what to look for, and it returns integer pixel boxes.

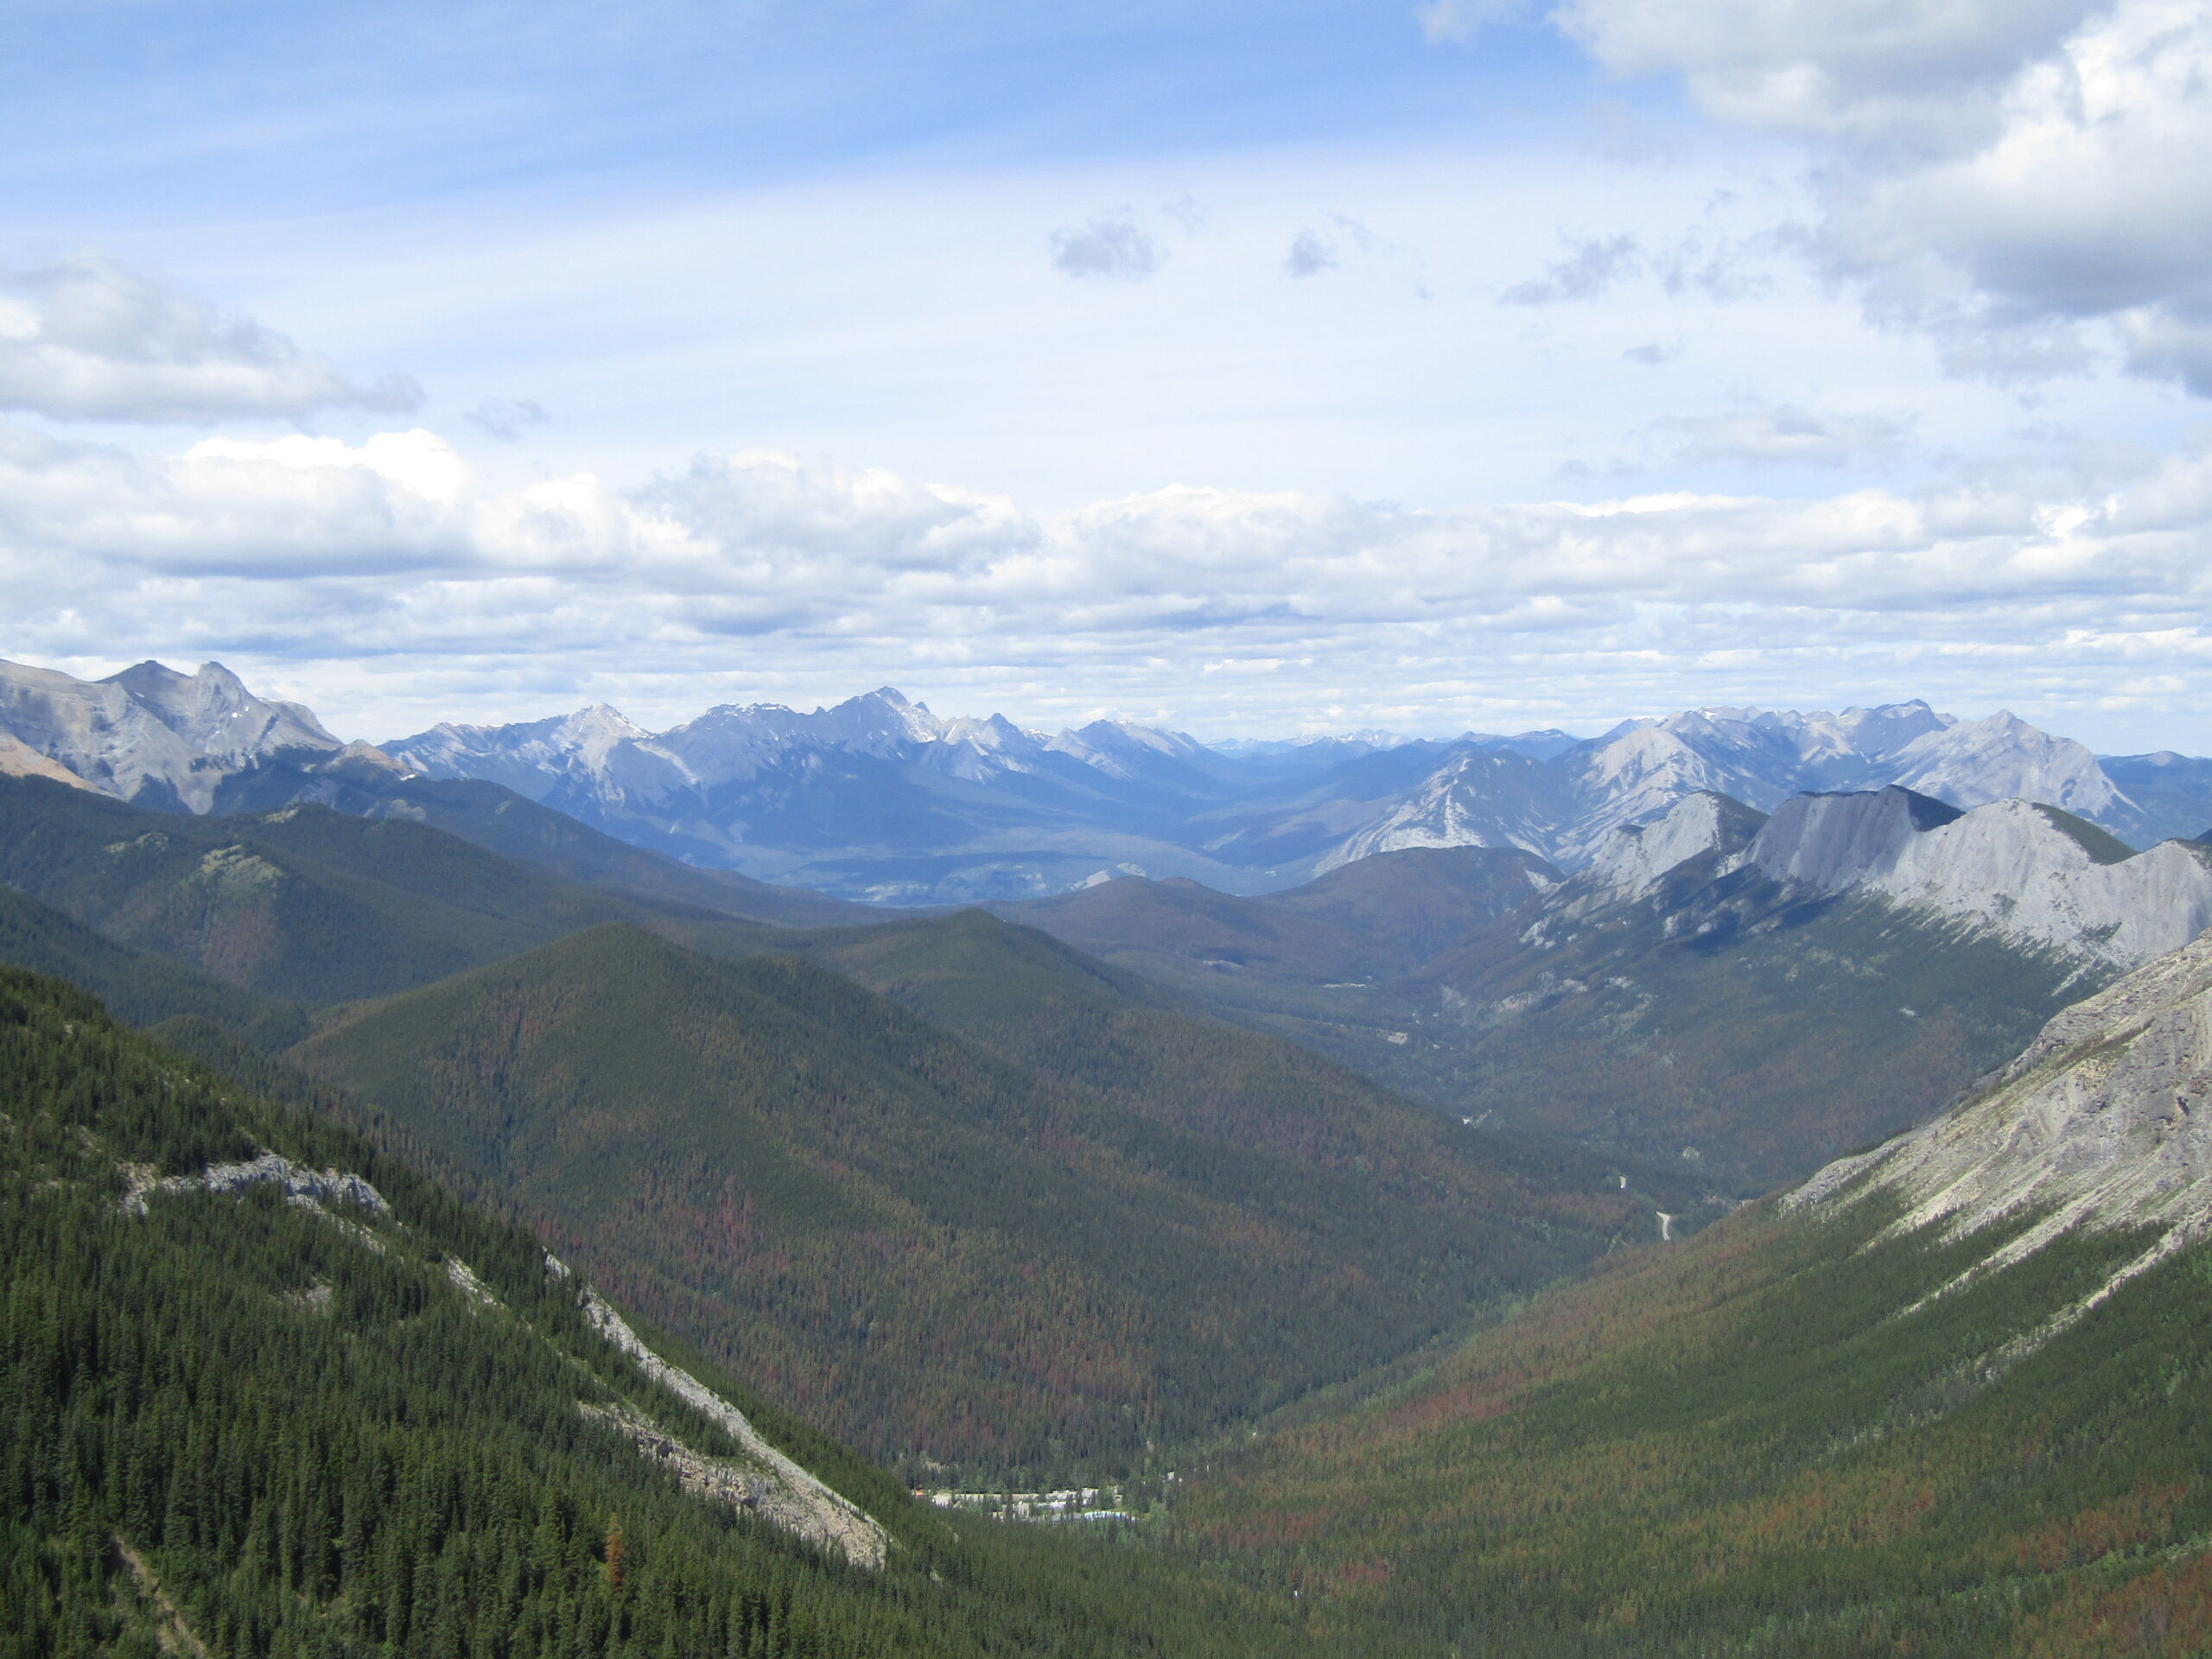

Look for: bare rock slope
[1791,930,2212,1313]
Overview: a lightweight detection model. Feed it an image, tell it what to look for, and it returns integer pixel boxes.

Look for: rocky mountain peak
[1748,785,1963,893]
[0,657,340,811]
[1586,790,1765,898]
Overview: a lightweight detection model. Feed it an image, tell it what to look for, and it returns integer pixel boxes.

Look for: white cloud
[0,254,421,423]
[1049,213,1162,280]
[6,422,2212,747]
[188,431,474,503]
[1553,0,2212,394]
[1555,0,2094,151]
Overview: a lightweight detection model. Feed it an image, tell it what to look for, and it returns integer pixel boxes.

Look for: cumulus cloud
[1552,0,2212,394]
[1049,214,1162,281]
[8,422,2212,741]
[1501,233,1643,305]
[0,254,421,423]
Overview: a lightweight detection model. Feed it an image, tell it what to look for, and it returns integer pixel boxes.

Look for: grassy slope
[293,921,1663,1484]
[1173,1192,2212,1656]
[0,963,1305,1659]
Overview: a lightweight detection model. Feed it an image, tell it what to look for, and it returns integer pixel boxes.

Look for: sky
[3,0,2210,750]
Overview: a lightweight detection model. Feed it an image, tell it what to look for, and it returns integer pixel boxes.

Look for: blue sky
[3,0,2209,749]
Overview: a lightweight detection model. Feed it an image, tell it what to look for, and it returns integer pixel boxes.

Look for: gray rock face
[123,1150,391,1218]
[1790,930,2212,1298]
[1882,711,2124,825]
[1873,803,2212,969]
[578,1287,887,1568]
[0,658,340,811]
[1742,789,2212,969]
[1585,790,1768,898]
[1748,786,1964,893]
[1314,749,1567,872]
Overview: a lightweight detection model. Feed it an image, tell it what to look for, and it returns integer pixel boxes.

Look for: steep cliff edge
[1744,787,2212,969]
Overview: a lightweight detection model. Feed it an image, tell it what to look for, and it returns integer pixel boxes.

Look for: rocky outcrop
[1881,711,2126,826]
[579,1399,771,1513]
[578,1287,887,1568]
[1789,931,2212,1317]
[1314,750,1567,873]
[122,1150,391,1218]
[1584,791,1766,898]
[1873,803,2212,969]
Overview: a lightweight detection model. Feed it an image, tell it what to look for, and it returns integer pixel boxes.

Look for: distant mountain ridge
[376,690,2212,899]
[5,658,2210,905]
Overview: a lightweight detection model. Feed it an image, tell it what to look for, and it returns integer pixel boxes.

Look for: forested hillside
[0,776,719,1002]
[782,908,1697,1226]
[0,963,1308,1659]
[292,921,1666,1484]
[1173,1185,2212,1653]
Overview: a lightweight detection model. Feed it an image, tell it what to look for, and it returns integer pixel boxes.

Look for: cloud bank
[1555,0,2212,392]
[4,421,2209,744]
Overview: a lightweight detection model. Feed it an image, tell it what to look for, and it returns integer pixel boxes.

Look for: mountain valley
[1169,926,2212,1654]
[7,656,2212,1655]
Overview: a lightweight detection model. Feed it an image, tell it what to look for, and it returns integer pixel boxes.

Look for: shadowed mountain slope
[293,921,1665,1482]
[998,846,1556,985]
[212,749,878,927]
[0,883,309,1046]
[775,906,1670,1211]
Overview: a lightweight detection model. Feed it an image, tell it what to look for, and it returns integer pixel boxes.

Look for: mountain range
[10,652,2212,1652]
[7,657,2209,906]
